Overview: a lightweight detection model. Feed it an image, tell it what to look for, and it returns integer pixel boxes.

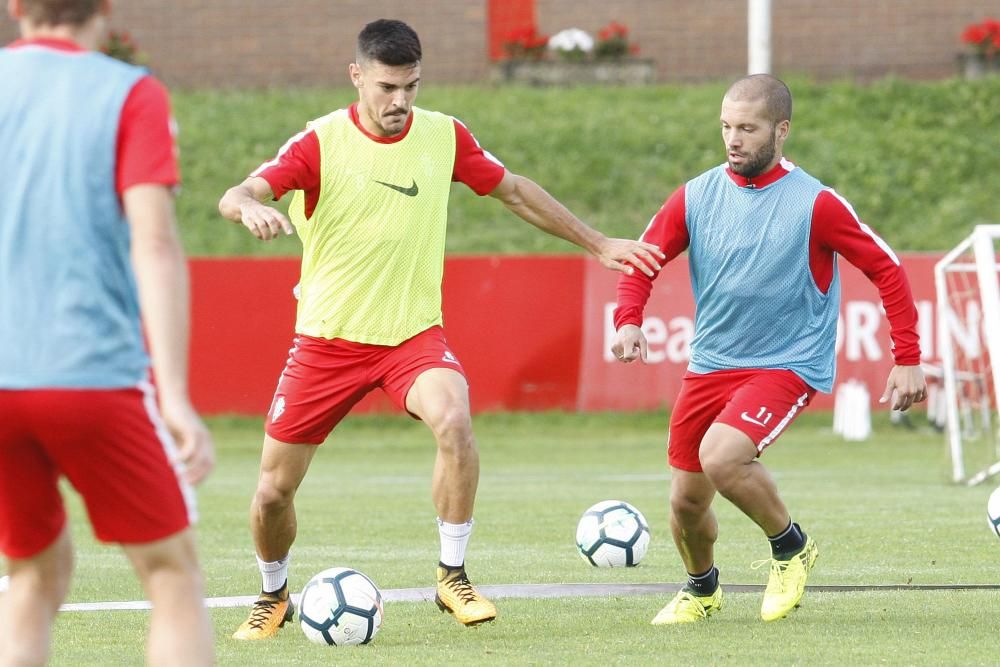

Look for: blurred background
[6,1,995,429]
[2,0,995,85]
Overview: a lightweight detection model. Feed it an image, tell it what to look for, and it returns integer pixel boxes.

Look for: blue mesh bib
[684,164,839,392]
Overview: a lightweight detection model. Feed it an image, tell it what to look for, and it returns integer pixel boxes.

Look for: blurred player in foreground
[0,1,215,664]
[612,74,926,624]
[219,18,663,638]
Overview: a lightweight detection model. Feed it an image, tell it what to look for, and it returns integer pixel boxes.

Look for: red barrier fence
[189,254,941,415]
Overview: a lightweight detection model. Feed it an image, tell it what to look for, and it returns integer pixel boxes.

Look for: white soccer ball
[299,567,383,646]
[987,487,1000,539]
[576,500,650,567]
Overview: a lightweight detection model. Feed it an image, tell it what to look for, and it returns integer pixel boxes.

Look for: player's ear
[8,0,22,20]
[349,63,363,89]
[776,119,790,142]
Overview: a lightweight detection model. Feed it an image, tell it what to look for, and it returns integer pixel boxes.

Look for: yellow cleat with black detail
[435,564,497,626]
[232,584,294,640]
[756,536,819,622]
[651,586,724,625]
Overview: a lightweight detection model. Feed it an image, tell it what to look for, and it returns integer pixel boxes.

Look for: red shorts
[668,369,815,473]
[265,326,466,444]
[0,385,194,559]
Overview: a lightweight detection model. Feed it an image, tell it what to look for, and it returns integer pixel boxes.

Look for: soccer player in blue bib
[0,1,215,663]
[612,74,927,624]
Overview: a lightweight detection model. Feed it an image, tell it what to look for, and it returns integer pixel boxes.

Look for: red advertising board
[188,254,941,415]
[577,254,940,411]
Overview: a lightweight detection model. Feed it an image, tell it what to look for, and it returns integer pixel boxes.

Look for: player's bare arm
[611,323,649,364]
[218,176,294,241]
[488,170,664,276]
[126,184,216,485]
[879,364,928,412]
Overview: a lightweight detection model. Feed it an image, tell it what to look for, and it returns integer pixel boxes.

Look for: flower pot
[958,52,999,80]
[492,59,655,86]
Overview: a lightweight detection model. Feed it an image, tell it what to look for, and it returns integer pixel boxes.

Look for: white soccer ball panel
[299,567,383,646]
[575,513,602,550]
[630,526,650,562]
[600,507,644,542]
[987,486,1000,538]
[576,500,650,567]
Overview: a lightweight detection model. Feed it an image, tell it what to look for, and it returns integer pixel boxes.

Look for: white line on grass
[5,581,996,613]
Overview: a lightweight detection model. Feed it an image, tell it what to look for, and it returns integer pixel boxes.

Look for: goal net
[935,225,1000,485]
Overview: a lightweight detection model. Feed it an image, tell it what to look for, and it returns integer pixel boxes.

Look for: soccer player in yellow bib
[219,19,664,637]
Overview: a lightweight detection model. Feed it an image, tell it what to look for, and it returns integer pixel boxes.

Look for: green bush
[173,77,1000,256]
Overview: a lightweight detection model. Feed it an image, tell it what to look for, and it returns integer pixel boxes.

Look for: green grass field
[5,410,998,665]
[175,77,1000,258]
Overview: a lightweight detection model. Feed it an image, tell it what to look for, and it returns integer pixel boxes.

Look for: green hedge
[174,77,999,256]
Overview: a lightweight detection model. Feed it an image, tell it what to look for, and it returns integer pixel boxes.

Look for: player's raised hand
[879,364,928,412]
[594,237,665,277]
[239,201,294,241]
[159,397,216,485]
[219,177,294,240]
[611,323,649,364]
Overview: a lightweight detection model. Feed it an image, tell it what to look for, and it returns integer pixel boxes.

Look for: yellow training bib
[288,107,457,345]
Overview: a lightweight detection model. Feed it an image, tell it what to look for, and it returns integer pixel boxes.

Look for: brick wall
[1,1,995,86]
[537,0,998,81]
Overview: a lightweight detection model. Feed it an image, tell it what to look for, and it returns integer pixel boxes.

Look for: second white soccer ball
[987,486,1000,539]
[299,567,383,646]
[576,500,650,567]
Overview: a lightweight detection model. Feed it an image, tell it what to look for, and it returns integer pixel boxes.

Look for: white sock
[256,553,290,593]
[438,518,474,568]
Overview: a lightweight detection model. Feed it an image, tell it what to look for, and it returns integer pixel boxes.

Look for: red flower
[502,24,549,61]
[962,25,989,45]
[101,29,143,64]
[961,17,999,56]
[595,21,638,60]
[528,35,549,49]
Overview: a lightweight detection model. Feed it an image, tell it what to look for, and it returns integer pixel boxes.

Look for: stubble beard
[730,130,778,178]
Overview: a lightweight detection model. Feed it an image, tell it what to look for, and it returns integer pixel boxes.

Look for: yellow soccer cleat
[232,585,295,640]
[756,536,819,622]
[651,586,724,625]
[435,564,498,626]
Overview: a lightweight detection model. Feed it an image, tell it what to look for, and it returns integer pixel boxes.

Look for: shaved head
[724,74,792,125]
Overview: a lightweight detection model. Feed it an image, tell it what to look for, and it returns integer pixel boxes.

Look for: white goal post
[935,224,1000,485]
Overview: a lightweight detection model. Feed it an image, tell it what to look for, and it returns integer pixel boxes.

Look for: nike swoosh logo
[374,179,418,197]
[740,412,768,428]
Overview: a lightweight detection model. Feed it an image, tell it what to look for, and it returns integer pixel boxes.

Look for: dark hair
[356,19,422,67]
[21,0,101,26]
[725,74,793,124]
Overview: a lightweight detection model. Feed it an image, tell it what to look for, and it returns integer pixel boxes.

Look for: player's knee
[698,447,741,489]
[428,406,473,448]
[670,488,712,521]
[253,479,295,514]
